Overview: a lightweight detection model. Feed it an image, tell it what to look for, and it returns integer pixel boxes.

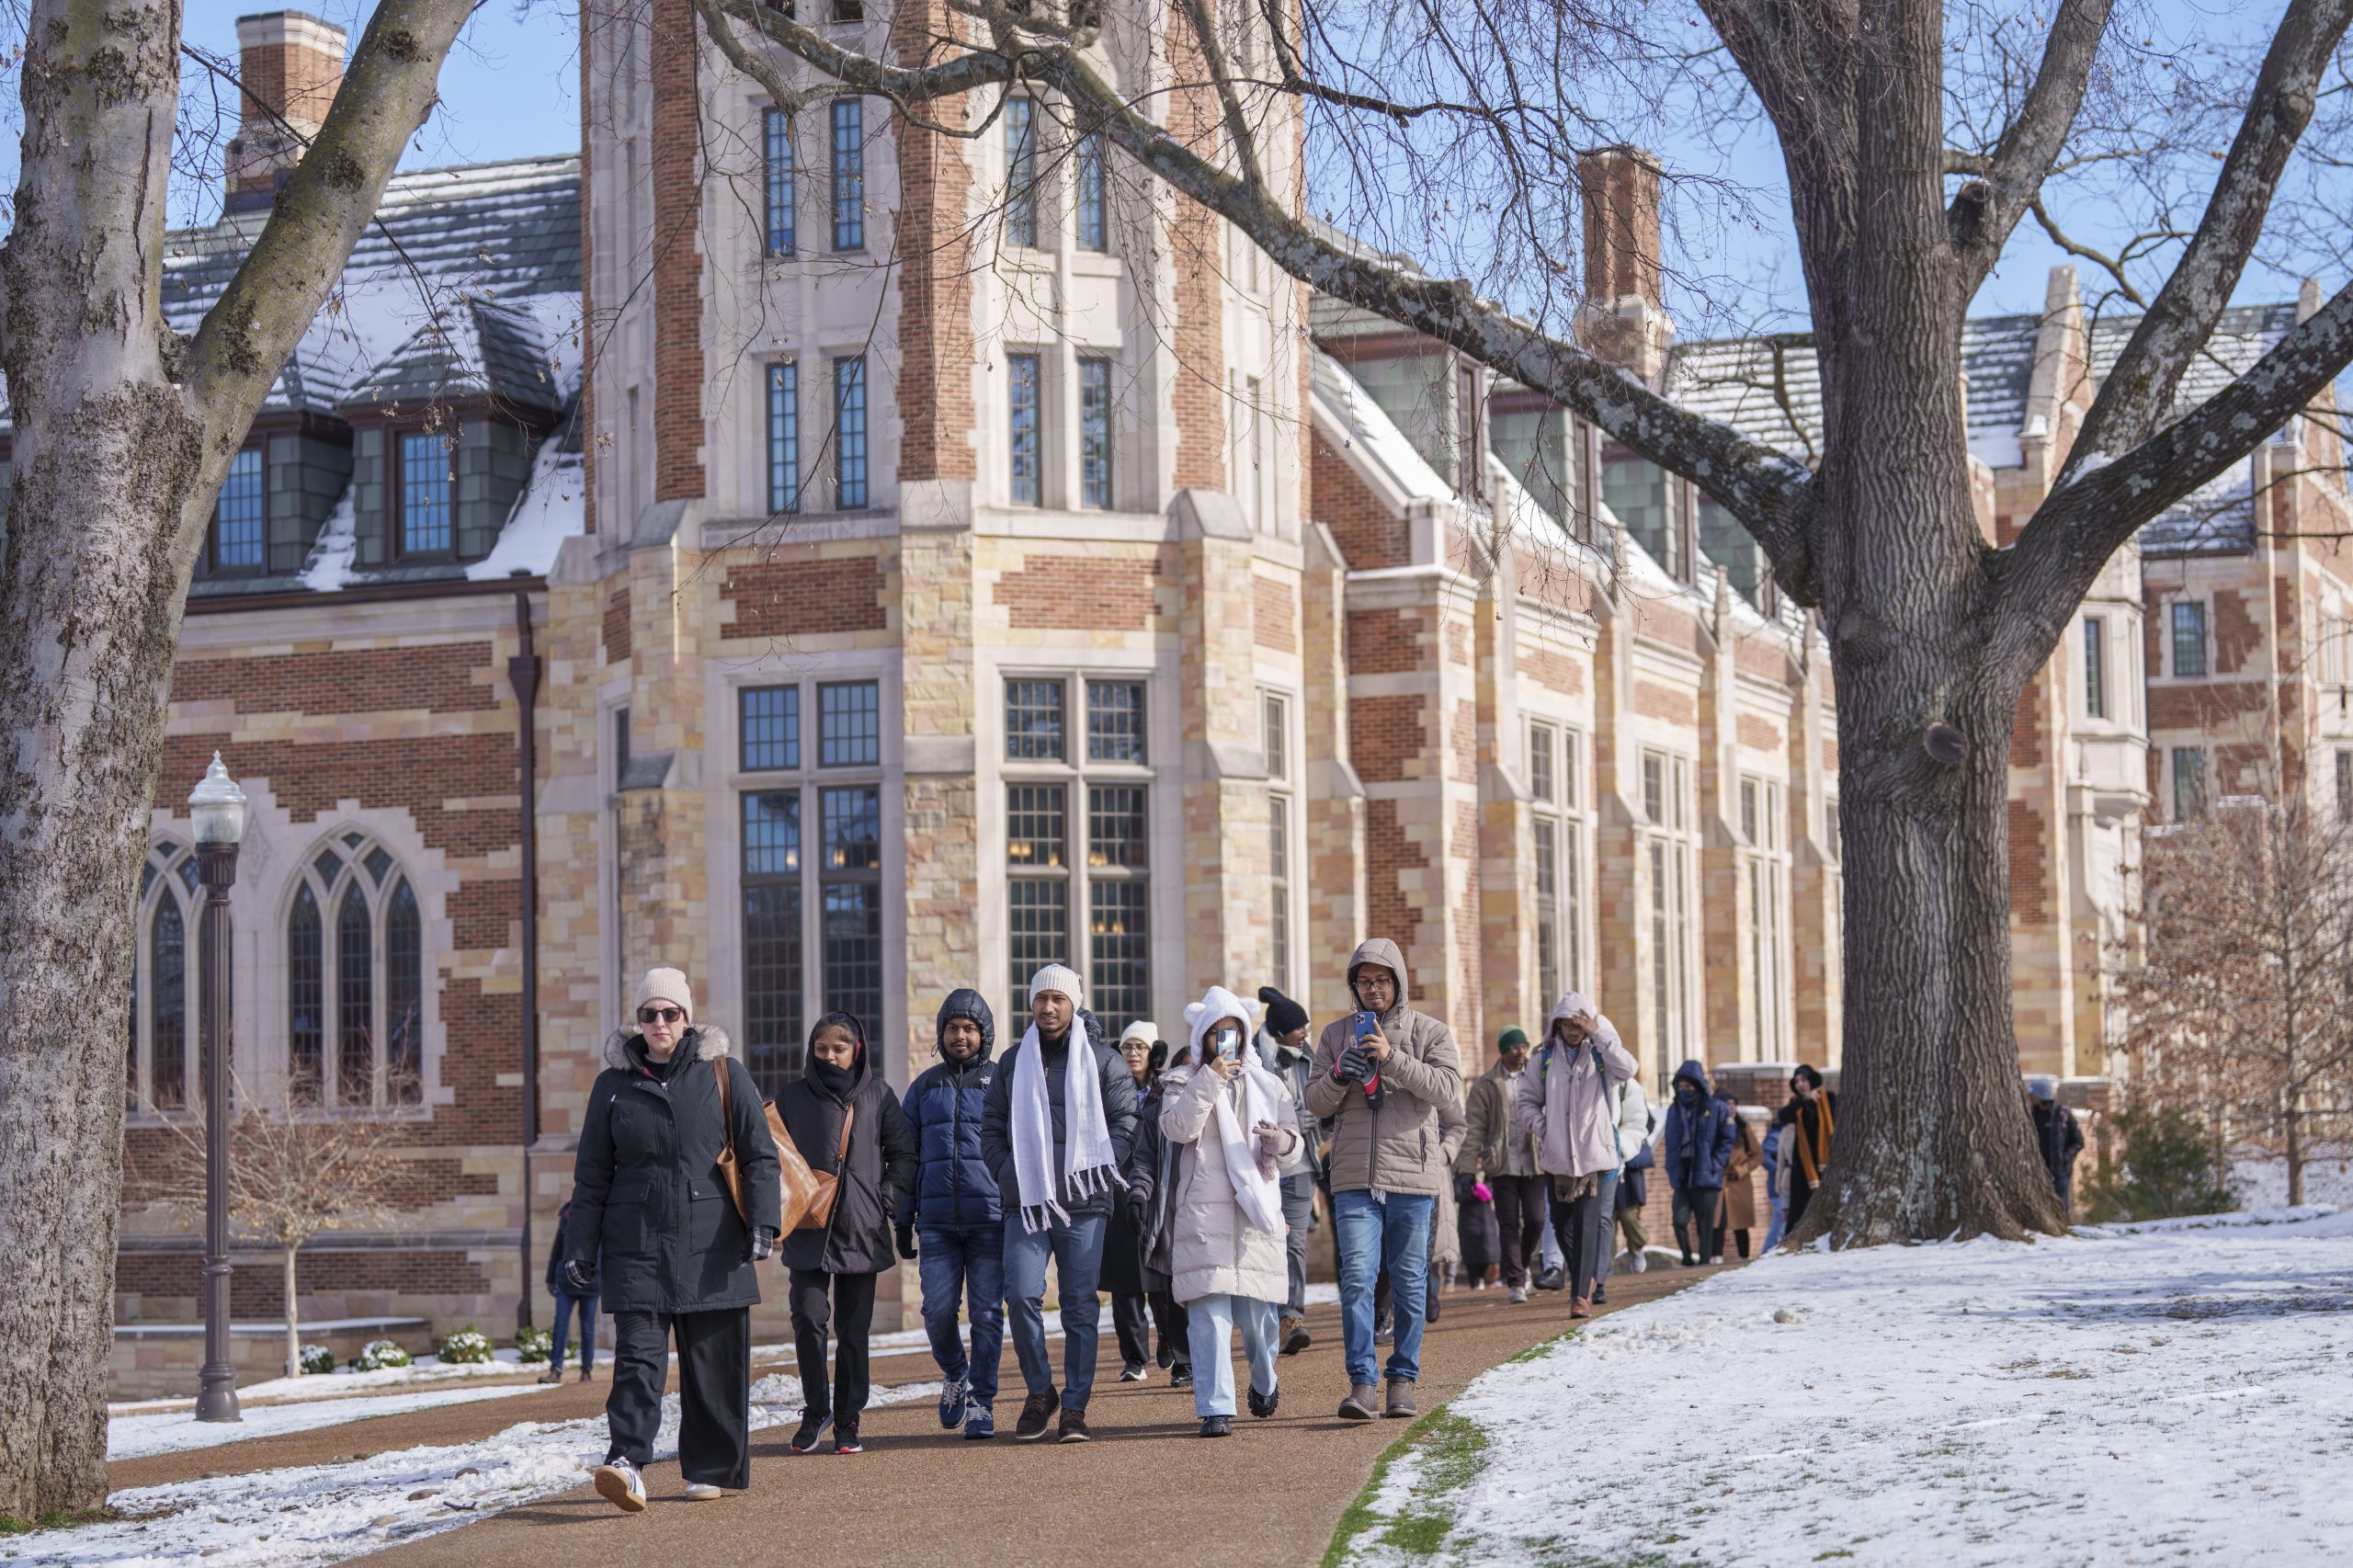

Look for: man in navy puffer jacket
[1663,1059,1736,1267]
[897,989,1005,1438]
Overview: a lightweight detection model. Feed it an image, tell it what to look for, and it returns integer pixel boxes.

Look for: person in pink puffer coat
[1511,992,1637,1315]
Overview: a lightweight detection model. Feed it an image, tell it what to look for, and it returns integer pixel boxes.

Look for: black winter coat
[1121,1085,1177,1294]
[1099,1072,1162,1296]
[775,1036,918,1277]
[979,1012,1139,1221]
[569,1027,781,1314]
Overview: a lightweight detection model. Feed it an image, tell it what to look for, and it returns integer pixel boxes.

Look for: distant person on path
[1156,986,1301,1437]
[897,989,1005,1439]
[981,965,1140,1442]
[1614,1122,1654,1275]
[1760,1119,1790,1252]
[1593,1059,1653,1303]
[1305,937,1463,1422]
[776,1010,917,1456]
[1512,994,1635,1317]
[1664,1062,1735,1267]
[540,1197,596,1384]
[571,969,779,1512]
[1460,1027,1547,1301]
[1122,1034,1195,1391]
[1716,1093,1763,1260]
[1254,985,1324,1355]
[2028,1078,2085,1216]
[1776,1064,1836,1230]
[1106,1019,1166,1382]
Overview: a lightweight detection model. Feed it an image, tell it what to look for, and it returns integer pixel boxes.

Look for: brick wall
[1736,712,1783,754]
[1314,434,1409,569]
[995,553,1163,631]
[173,645,496,714]
[649,0,705,501]
[1254,573,1297,653]
[721,556,892,640]
[1165,13,1225,494]
[892,0,977,483]
[1348,608,1427,676]
[604,588,631,665]
[1632,679,1696,725]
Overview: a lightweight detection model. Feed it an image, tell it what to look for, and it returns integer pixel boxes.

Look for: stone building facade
[61,6,2347,1384]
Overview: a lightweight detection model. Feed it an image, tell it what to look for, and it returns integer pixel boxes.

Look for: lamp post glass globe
[188,752,247,846]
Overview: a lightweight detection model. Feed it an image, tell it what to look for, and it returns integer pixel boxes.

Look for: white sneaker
[1507,1284,1529,1303]
[682,1481,723,1502]
[1629,1252,1648,1273]
[1709,1255,1724,1266]
[594,1458,647,1514]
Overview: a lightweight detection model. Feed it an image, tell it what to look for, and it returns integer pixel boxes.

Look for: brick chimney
[224,10,348,214]
[1574,146,1674,385]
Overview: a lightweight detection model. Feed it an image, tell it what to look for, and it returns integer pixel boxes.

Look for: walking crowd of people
[558,947,1846,1512]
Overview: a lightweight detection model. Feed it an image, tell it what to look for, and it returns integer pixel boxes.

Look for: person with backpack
[1253,986,1324,1355]
[1121,1032,1195,1391]
[540,1197,596,1384]
[980,965,1140,1442]
[1458,1027,1546,1301]
[1511,993,1635,1317]
[570,969,780,1512]
[2028,1078,2086,1215]
[896,990,1005,1438]
[1105,1019,1166,1381]
[1593,1060,1653,1302]
[1662,1060,1736,1267]
[1776,1064,1836,1229]
[774,1010,917,1455]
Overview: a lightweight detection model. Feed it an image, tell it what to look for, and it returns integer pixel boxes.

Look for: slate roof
[156,154,582,418]
[1665,297,2308,552]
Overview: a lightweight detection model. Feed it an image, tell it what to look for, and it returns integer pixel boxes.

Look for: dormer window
[396,430,455,559]
[210,446,267,574]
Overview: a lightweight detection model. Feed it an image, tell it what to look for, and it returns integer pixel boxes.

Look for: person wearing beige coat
[1157,985,1299,1437]
[1303,937,1464,1422]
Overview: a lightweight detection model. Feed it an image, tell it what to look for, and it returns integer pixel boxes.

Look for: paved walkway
[109,1268,1711,1565]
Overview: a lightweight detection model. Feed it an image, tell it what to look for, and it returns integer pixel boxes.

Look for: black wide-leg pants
[605,1307,752,1489]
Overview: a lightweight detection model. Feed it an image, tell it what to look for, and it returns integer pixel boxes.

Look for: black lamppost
[188,753,246,1424]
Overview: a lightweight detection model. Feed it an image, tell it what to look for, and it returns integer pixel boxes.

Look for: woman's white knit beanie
[635,967,694,1020]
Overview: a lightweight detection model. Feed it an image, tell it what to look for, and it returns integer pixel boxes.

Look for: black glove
[562,1259,593,1292]
[748,1224,777,1263]
[1334,1042,1371,1084]
[895,1223,917,1261]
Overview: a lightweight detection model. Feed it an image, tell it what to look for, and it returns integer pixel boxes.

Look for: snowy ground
[108,1384,552,1461]
[111,1352,548,1417]
[27,1375,943,1567]
[1338,1206,2353,1567]
[2234,1148,2353,1210]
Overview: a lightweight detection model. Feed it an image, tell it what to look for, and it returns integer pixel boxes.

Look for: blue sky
[0,0,2328,328]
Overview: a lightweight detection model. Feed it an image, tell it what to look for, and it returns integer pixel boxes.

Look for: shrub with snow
[439,1326,495,1365]
[299,1343,335,1376]
[515,1324,551,1364]
[354,1338,413,1371]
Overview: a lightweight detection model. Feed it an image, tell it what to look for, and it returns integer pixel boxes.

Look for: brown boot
[1570,1297,1594,1318]
[1384,1379,1417,1419]
[1338,1382,1381,1420]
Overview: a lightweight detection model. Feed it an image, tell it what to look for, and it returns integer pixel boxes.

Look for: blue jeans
[917,1225,1006,1406]
[1334,1189,1434,1386]
[1185,1293,1280,1418]
[1002,1210,1108,1411]
[1591,1171,1620,1288]
[550,1288,597,1371]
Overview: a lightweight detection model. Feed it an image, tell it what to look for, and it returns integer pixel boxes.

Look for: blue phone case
[1354,1012,1378,1041]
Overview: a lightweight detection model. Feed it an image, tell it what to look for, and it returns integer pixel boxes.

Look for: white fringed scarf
[1010,1019,1120,1233]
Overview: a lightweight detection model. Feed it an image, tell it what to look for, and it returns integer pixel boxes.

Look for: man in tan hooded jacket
[1304,937,1463,1422]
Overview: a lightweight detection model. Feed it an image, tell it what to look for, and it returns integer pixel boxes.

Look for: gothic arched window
[286,833,425,1108]
[130,842,203,1111]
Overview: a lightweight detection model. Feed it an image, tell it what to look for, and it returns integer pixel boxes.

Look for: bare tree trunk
[0,0,203,1518]
[285,1247,301,1381]
[2286,1103,2304,1206]
[0,0,472,1516]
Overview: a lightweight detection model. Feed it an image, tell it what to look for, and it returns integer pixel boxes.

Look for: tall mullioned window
[1003,676,1153,1035]
[398,432,453,557]
[1529,722,1586,1007]
[766,363,799,515]
[211,447,266,573]
[831,99,864,250]
[738,676,889,1081]
[1006,97,1038,247]
[1009,354,1041,506]
[1079,358,1112,508]
[1075,131,1108,251]
[284,832,424,1108]
[763,108,794,256]
[2171,599,2208,677]
[2083,616,2107,720]
[835,356,868,508]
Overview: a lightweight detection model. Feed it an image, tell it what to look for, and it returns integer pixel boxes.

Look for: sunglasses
[638,1006,685,1025]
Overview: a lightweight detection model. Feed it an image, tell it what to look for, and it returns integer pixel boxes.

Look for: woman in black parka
[568,968,780,1513]
[773,1010,917,1455]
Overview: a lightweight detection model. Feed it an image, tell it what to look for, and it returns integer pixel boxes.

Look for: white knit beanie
[1028,963,1084,1007]
[1119,1019,1159,1048]
[634,967,694,1020]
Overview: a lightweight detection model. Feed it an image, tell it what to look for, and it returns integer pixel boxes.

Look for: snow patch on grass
[1333,1206,2353,1566]
[108,1383,549,1460]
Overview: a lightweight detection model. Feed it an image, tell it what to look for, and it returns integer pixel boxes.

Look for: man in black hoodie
[980,965,1138,1442]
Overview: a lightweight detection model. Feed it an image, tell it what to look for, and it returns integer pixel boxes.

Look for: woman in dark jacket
[569,968,780,1512]
[1120,1050,1193,1390]
[774,1010,916,1455]
[1102,1022,1165,1381]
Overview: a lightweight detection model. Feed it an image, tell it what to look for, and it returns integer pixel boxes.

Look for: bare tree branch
[2029,196,2148,308]
[2063,0,2353,480]
[1949,0,2118,296]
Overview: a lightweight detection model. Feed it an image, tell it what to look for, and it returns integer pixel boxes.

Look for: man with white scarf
[979,964,1139,1442]
[1154,986,1300,1438]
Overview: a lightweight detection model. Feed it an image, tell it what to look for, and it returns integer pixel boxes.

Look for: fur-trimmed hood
[602,1024,732,1074]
